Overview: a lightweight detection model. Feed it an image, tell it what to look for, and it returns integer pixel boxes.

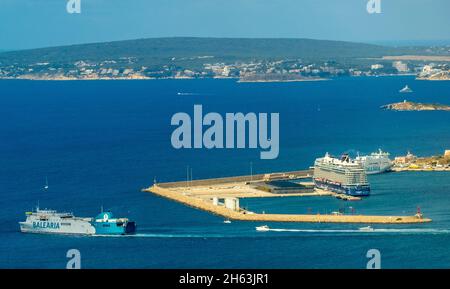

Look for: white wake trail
[260,228,450,235]
[93,233,227,238]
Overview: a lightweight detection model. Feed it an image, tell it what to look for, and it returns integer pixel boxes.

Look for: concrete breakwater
[156,169,313,188]
[144,184,431,224]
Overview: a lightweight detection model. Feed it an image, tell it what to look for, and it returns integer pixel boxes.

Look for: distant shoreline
[0,74,415,82]
[0,76,328,82]
[237,78,328,83]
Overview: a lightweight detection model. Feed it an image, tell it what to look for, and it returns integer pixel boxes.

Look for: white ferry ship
[313,153,370,196]
[355,149,393,174]
[19,207,136,235]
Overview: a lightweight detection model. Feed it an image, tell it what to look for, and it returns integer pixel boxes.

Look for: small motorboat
[223,219,231,224]
[358,226,375,232]
[399,85,413,93]
[256,225,270,232]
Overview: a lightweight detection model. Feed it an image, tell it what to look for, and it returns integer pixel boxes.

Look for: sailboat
[43,177,49,190]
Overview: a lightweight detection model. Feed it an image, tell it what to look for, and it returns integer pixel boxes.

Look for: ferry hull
[19,220,95,235]
[93,221,136,235]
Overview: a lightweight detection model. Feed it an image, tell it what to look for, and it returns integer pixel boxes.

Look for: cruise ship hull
[314,179,370,196]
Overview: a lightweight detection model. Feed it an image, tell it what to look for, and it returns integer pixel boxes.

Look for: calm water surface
[1,76,450,268]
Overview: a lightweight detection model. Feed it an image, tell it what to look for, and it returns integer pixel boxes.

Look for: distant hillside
[2,37,445,81]
[0,37,407,67]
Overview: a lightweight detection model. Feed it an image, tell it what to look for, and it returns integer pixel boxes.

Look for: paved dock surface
[145,185,431,224]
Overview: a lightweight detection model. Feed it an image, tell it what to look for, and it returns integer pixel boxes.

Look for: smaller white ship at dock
[355,149,393,175]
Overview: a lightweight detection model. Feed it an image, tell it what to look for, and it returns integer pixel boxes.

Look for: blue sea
[1,76,450,268]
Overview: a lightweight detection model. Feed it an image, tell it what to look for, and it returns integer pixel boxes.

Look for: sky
[1,0,450,50]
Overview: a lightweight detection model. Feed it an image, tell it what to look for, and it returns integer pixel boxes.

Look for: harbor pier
[143,170,431,224]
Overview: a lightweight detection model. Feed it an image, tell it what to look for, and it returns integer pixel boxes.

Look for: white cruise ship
[313,153,370,196]
[355,149,393,174]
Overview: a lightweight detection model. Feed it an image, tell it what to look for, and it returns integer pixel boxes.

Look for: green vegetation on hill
[0,37,409,67]
[0,37,447,80]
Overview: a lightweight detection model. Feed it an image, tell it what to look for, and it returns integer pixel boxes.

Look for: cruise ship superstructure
[313,153,370,196]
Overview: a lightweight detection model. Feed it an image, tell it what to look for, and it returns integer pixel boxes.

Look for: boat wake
[93,228,450,238]
[176,92,204,96]
[258,228,450,235]
[93,233,227,238]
